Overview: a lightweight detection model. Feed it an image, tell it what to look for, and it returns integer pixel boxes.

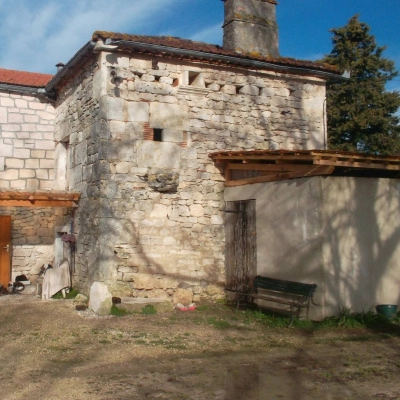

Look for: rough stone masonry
[53,43,327,304]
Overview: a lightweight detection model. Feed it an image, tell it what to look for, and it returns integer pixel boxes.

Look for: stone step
[115,297,173,313]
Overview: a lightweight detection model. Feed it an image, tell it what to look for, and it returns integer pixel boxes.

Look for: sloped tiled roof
[92,31,339,75]
[0,68,53,88]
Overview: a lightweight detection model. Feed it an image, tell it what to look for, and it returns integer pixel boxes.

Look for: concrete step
[115,297,173,313]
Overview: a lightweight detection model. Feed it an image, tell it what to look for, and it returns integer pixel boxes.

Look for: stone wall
[55,50,327,303]
[0,91,55,190]
[53,57,103,294]
[0,207,71,282]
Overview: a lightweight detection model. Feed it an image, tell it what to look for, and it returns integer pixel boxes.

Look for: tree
[322,15,400,154]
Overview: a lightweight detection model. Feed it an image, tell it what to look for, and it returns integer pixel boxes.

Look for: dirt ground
[1,293,400,400]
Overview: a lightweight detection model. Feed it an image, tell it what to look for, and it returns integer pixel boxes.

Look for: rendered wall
[225,177,400,319]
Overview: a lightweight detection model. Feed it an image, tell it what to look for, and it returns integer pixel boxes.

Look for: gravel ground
[1,293,400,400]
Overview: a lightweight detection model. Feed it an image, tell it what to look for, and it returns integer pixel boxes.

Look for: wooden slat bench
[228,276,318,326]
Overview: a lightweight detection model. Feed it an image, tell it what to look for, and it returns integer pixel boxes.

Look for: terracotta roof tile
[0,68,53,88]
[92,31,339,74]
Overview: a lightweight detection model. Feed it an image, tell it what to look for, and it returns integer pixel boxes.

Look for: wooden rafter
[209,150,400,186]
[0,190,80,208]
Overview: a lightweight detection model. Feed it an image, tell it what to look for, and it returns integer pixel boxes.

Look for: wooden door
[0,216,11,286]
[225,200,257,292]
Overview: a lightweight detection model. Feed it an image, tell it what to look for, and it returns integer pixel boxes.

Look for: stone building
[0,68,78,287]
[3,0,399,317]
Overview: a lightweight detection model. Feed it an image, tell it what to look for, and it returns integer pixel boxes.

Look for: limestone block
[115,162,130,174]
[99,97,125,121]
[108,282,132,297]
[172,288,193,305]
[150,204,168,218]
[207,82,220,91]
[190,204,204,217]
[127,102,149,122]
[0,141,12,157]
[159,77,173,85]
[162,129,184,143]
[179,206,190,217]
[0,106,7,123]
[133,274,161,290]
[150,102,189,130]
[221,85,236,95]
[211,215,224,225]
[239,85,259,96]
[8,113,23,123]
[89,281,112,316]
[0,97,14,107]
[116,297,173,313]
[37,110,54,120]
[261,87,275,97]
[136,141,181,169]
[163,236,177,246]
[130,58,152,70]
[206,284,224,297]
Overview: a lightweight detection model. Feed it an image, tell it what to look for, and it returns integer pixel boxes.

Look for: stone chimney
[223,0,279,58]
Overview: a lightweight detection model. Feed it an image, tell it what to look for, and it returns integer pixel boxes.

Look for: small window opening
[153,129,163,142]
[188,71,205,88]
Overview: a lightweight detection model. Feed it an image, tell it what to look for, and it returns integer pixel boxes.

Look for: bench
[229,276,318,326]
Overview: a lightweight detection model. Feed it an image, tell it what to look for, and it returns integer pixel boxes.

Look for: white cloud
[0,0,181,73]
[189,23,223,46]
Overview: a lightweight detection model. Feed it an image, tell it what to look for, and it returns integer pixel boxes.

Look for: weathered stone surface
[89,282,112,316]
[108,282,132,297]
[8,39,327,302]
[146,169,179,193]
[149,103,189,130]
[74,294,89,304]
[172,288,194,305]
[116,297,173,313]
[136,141,181,169]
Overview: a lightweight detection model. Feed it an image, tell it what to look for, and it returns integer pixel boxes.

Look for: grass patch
[52,288,79,299]
[142,305,157,315]
[206,317,232,329]
[110,305,130,316]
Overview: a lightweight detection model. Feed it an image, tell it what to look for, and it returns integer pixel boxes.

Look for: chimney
[222,0,279,58]
[56,62,65,72]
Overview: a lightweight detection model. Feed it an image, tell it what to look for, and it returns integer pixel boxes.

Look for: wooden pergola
[209,150,400,187]
[0,190,81,208]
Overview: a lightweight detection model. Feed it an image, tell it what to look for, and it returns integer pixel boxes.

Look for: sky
[0,0,399,92]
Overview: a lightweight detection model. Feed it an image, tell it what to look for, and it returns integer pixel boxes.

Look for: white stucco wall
[225,176,400,319]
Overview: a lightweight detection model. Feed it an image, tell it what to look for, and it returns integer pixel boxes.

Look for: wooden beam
[0,190,80,207]
[226,165,334,186]
[314,159,400,170]
[227,163,315,172]
[0,199,79,208]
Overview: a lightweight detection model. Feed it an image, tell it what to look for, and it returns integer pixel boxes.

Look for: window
[153,129,163,142]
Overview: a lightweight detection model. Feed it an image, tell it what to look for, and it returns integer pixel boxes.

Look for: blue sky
[0,0,399,91]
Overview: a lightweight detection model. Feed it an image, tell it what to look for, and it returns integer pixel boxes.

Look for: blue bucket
[376,305,398,319]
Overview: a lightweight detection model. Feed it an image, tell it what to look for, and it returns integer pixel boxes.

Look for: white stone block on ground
[89,282,112,316]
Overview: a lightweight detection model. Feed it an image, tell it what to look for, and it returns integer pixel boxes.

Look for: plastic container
[375,304,398,319]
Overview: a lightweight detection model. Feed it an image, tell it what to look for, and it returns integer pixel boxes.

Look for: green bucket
[376,304,398,319]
